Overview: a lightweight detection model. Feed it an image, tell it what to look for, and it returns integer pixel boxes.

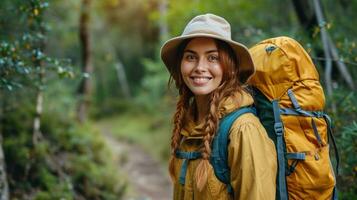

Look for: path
[99,125,172,200]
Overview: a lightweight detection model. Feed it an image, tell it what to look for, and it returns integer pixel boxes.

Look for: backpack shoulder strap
[210,106,256,195]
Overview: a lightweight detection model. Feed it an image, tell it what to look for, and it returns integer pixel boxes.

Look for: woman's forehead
[184,37,218,53]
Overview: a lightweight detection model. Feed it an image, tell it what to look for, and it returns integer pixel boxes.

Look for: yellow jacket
[173,91,277,200]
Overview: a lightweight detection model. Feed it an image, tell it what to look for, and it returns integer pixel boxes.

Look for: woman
[160,13,277,200]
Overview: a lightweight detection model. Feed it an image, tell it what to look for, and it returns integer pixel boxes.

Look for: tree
[0,0,73,197]
[31,0,48,146]
[77,0,93,123]
[0,104,9,200]
[292,0,355,97]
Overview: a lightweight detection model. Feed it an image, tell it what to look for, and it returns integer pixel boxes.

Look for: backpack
[175,36,339,199]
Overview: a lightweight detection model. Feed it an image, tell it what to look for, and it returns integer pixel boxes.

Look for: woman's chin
[191,89,214,97]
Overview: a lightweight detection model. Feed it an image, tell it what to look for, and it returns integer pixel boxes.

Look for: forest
[0,0,356,199]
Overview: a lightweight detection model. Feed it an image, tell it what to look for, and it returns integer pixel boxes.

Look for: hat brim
[160,33,255,84]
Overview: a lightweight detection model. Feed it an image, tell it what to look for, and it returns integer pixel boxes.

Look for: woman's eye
[208,55,219,62]
[185,54,196,61]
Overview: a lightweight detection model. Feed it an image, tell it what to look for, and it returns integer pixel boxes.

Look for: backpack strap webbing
[285,89,339,200]
[285,89,340,175]
[280,108,340,175]
[332,187,338,200]
[210,106,256,197]
[175,151,202,185]
[323,114,340,175]
[272,100,289,200]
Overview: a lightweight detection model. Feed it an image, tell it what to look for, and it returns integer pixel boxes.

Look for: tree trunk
[311,0,336,112]
[77,0,93,123]
[159,0,168,43]
[291,0,317,36]
[114,61,131,99]
[0,139,9,200]
[33,88,44,145]
[326,34,355,90]
[0,135,9,200]
[32,19,46,145]
[0,94,9,200]
[293,0,355,96]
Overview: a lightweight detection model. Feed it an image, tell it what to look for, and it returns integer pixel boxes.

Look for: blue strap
[286,89,325,118]
[227,184,234,195]
[286,153,306,175]
[272,100,288,200]
[286,152,306,160]
[332,187,338,200]
[280,108,325,118]
[311,118,323,147]
[179,159,188,185]
[287,89,301,110]
[211,106,256,197]
[286,160,299,176]
[323,114,340,176]
[175,150,202,185]
[176,151,202,160]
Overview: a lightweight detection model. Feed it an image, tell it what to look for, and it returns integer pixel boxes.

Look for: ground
[98,123,172,200]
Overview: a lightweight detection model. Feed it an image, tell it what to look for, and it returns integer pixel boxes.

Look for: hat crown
[182,13,231,39]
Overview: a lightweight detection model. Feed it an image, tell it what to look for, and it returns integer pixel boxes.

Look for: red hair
[168,38,244,190]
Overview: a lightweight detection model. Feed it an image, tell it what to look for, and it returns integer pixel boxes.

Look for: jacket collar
[181,90,254,139]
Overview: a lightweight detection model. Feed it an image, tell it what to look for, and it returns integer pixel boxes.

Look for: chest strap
[175,150,202,185]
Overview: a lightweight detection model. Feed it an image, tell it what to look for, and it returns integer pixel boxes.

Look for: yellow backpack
[248,36,339,200]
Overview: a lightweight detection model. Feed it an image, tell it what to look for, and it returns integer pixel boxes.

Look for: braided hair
[168,38,244,190]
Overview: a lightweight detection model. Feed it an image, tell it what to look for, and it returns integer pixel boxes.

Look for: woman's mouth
[190,76,212,85]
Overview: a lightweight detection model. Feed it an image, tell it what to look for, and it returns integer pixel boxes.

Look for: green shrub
[3,101,126,199]
[337,122,357,199]
[325,88,357,198]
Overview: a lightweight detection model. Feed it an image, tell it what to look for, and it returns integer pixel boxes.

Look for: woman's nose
[194,58,207,72]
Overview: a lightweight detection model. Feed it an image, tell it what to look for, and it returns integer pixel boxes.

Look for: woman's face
[180,37,223,97]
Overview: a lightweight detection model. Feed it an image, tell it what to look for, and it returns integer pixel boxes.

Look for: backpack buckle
[274,122,284,136]
[265,45,277,54]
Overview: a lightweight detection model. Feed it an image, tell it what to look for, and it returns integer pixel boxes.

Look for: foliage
[0,0,74,91]
[3,100,126,199]
[164,0,298,45]
[327,88,357,198]
[337,121,357,199]
[97,108,172,162]
[0,0,126,199]
[93,0,159,90]
[136,57,174,112]
[1,0,357,198]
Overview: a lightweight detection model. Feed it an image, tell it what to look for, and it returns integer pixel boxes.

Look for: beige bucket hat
[160,13,255,84]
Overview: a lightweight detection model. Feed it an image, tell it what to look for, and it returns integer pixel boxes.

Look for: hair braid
[194,90,222,191]
[182,38,245,190]
[168,86,191,181]
[167,38,247,190]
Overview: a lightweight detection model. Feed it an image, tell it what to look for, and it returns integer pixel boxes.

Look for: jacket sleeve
[227,113,277,200]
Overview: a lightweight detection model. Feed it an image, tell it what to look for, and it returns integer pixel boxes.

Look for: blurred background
[0,0,356,199]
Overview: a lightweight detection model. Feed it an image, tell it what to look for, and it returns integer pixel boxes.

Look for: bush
[3,100,126,199]
[326,88,357,199]
[336,122,357,199]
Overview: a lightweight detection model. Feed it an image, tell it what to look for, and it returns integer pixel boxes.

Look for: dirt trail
[99,125,172,200]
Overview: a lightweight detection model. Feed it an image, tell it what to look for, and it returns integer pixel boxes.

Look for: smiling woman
[160,14,277,200]
[180,37,223,98]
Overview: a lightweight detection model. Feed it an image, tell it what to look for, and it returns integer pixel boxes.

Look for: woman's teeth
[191,77,211,84]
